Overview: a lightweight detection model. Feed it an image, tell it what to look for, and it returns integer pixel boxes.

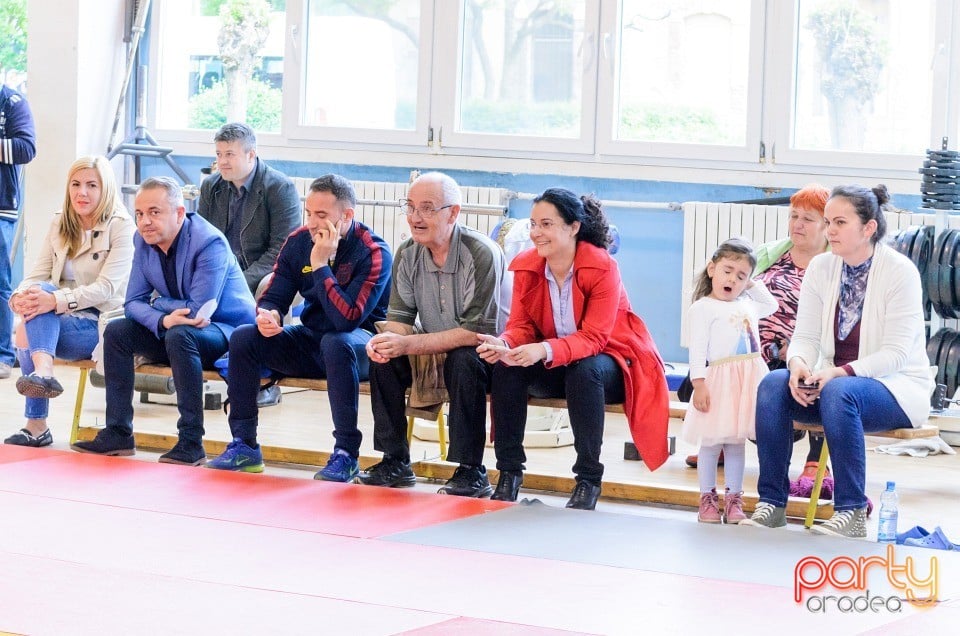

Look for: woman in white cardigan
[3,156,134,447]
[742,184,932,539]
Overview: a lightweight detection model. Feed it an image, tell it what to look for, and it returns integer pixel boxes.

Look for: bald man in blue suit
[72,176,255,465]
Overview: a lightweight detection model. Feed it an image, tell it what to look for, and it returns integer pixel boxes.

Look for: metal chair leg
[804,439,830,528]
[70,368,89,445]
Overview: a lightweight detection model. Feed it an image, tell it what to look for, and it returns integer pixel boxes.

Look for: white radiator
[680,202,953,346]
[291,178,509,250]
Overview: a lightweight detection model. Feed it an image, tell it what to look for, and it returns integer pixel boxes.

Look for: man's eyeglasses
[398,198,454,218]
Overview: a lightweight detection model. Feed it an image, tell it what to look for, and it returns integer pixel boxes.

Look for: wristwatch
[64,289,79,311]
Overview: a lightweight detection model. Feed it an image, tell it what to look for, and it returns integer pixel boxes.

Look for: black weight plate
[920,167,960,177]
[912,226,934,276]
[922,202,960,210]
[928,230,952,314]
[927,327,949,366]
[942,230,960,316]
[922,193,960,202]
[921,174,960,183]
[945,334,960,396]
[928,150,960,159]
[914,226,934,322]
[892,226,915,258]
[920,184,960,194]
[923,159,960,168]
[935,229,960,316]
[937,329,960,388]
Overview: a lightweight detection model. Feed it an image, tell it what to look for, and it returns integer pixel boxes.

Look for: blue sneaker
[206,438,264,473]
[315,450,359,483]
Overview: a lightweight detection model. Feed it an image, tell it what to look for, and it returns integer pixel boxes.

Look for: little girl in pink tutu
[684,238,777,523]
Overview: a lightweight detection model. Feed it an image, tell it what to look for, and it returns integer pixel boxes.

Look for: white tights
[698,442,746,494]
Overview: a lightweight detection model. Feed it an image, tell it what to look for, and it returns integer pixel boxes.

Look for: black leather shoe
[71,427,136,456]
[256,384,282,408]
[159,440,206,466]
[16,373,64,399]
[490,470,523,502]
[565,480,601,510]
[438,464,494,497]
[357,456,416,488]
[4,427,53,447]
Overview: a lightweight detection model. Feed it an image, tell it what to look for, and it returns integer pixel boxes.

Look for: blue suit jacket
[125,213,255,339]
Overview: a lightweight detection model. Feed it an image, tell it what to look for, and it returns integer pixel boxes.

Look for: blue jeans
[755,369,910,511]
[491,354,624,484]
[0,218,16,365]
[103,318,228,444]
[226,324,372,457]
[17,283,99,418]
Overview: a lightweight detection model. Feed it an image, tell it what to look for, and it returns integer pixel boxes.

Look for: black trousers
[491,353,624,485]
[369,346,491,465]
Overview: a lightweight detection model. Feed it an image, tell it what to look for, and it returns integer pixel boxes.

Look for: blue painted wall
[140,155,925,362]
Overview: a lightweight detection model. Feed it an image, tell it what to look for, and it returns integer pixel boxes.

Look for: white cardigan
[787,243,932,426]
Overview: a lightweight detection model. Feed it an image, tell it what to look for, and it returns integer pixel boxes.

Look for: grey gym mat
[386,500,960,589]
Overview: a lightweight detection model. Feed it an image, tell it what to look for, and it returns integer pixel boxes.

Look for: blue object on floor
[903,526,957,551]
[896,525,929,545]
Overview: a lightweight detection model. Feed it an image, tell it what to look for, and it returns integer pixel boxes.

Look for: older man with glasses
[360,171,510,497]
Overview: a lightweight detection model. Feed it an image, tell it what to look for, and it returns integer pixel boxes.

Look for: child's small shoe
[723,488,747,524]
[698,489,722,524]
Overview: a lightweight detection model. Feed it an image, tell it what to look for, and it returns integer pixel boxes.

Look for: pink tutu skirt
[682,353,768,446]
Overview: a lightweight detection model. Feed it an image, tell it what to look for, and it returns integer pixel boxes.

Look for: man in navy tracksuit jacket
[208,174,392,481]
[0,83,37,378]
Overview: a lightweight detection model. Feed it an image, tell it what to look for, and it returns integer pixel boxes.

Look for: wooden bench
[61,359,684,464]
[59,359,449,457]
[793,421,940,528]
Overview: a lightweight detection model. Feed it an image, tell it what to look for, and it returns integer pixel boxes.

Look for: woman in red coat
[477,188,669,510]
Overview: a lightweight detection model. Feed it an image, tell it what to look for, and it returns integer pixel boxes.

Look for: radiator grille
[290,178,508,250]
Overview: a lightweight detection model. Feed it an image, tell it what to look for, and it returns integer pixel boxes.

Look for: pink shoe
[698,489,722,524]
[723,489,747,523]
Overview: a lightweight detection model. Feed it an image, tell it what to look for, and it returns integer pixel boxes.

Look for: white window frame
[143,0,960,188]
[281,0,436,147]
[595,0,766,165]
[763,0,958,173]
[428,0,600,155]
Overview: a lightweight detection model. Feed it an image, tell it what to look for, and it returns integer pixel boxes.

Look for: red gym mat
[0,445,509,538]
[0,444,59,464]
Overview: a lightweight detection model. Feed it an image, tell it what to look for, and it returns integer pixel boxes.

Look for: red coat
[501,242,670,471]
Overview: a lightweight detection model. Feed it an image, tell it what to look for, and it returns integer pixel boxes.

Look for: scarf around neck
[838,255,873,340]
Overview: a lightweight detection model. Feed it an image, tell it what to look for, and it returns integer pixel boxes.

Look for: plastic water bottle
[877,481,899,544]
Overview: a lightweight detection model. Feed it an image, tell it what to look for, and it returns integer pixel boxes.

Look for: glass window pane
[155,0,286,133]
[793,0,934,154]
[303,0,420,130]
[615,0,752,146]
[457,0,587,138]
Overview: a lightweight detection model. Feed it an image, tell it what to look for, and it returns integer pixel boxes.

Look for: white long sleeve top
[686,281,778,380]
[786,243,933,426]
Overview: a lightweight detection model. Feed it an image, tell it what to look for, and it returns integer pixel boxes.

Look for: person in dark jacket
[198,122,301,296]
[0,83,38,378]
[206,174,392,482]
[198,122,301,406]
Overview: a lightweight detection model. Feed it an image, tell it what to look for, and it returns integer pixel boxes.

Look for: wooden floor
[3,365,960,532]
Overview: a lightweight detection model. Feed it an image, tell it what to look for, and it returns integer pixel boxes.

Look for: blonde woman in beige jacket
[4,156,134,447]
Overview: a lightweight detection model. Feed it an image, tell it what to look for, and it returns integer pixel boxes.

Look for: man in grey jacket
[198,122,301,406]
[198,122,301,297]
